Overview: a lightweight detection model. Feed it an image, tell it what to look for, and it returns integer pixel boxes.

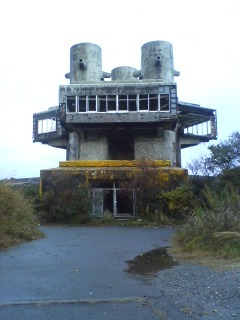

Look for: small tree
[187,131,240,176]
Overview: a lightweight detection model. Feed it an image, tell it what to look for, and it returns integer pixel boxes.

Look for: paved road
[0,226,190,319]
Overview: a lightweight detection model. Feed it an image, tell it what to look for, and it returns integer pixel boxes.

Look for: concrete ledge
[59,160,171,168]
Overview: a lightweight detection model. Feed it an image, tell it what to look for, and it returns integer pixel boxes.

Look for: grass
[174,186,240,258]
[0,182,44,250]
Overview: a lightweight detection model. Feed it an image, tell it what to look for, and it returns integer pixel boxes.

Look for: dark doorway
[90,185,135,217]
[108,131,134,160]
[116,190,134,216]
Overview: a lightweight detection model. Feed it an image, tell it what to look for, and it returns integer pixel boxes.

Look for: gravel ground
[152,261,240,319]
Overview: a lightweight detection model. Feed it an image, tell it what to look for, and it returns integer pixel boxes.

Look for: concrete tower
[33,41,217,218]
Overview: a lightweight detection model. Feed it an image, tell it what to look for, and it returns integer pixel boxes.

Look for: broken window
[98,95,107,112]
[118,95,128,111]
[67,96,76,113]
[139,94,149,111]
[37,118,56,134]
[138,94,159,111]
[128,95,137,111]
[78,96,87,112]
[149,94,159,111]
[160,94,170,111]
[107,95,117,111]
[88,95,97,112]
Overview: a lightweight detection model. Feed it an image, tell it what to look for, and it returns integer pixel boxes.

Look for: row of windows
[66,94,170,113]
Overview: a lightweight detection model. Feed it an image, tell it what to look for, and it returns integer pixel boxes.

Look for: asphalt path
[0,226,190,319]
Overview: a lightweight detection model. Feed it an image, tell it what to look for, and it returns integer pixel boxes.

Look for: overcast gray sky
[0,0,239,178]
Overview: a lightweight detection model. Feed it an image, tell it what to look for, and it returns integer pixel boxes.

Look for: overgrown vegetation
[3,132,239,259]
[176,186,240,257]
[175,131,240,258]
[41,174,91,224]
[120,159,191,224]
[0,182,44,250]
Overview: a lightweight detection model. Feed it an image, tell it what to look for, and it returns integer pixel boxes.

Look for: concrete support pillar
[68,131,79,160]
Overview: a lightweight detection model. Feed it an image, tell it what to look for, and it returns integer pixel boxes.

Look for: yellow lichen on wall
[59,160,171,168]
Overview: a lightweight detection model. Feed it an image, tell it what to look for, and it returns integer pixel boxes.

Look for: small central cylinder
[111,66,138,81]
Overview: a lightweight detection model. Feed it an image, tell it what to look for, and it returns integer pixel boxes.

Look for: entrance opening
[116,190,134,216]
[90,183,135,217]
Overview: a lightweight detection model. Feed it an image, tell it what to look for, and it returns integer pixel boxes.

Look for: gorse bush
[0,182,43,250]
[157,184,196,221]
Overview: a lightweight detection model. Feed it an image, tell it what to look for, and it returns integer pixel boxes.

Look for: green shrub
[16,184,42,216]
[41,183,91,224]
[157,184,196,221]
[0,182,44,250]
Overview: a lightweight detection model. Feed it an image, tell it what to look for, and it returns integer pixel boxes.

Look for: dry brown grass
[169,239,240,271]
[0,182,44,250]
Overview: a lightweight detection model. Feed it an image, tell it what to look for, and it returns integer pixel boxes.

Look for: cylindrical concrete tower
[70,42,102,83]
[141,41,174,82]
[111,66,138,81]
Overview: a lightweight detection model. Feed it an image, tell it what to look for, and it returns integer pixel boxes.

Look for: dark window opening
[108,133,134,160]
[139,95,149,111]
[107,95,117,111]
[160,94,170,111]
[79,96,87,112]
[128,95,137,111]
[149,94,159,111]
[67,97,76,113]
[118,95,128,111]
[88,95,97,112]
[116,190,134,215]
[99,95,107,112]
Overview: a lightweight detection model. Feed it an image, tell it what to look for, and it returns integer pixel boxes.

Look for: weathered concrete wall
[134,130,177,165]
[79,134,108,160]
[70,43,102,83]
[141,41,174,82]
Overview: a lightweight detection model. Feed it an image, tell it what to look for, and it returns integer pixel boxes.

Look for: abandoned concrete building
[33,41,217,218]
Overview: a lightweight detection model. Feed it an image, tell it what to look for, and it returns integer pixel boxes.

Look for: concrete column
[68,131,79,160]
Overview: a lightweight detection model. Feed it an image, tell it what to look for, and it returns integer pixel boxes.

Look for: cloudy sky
[0,0,239,178]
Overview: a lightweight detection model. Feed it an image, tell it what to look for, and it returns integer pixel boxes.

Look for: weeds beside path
[0,182,44,250]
